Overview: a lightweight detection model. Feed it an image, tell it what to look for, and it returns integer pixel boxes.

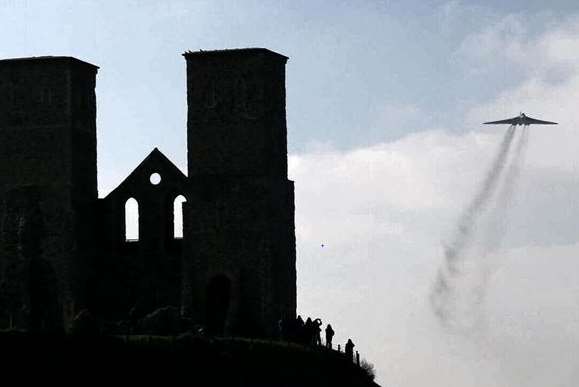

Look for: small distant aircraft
[484,112,558,126]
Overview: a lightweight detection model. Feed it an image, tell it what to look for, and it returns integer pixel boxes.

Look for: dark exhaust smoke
[431,125,527,330]
[482,126,529,253]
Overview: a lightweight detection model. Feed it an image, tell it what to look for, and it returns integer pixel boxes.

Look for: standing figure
[295,315,305,342]
[313,318,322,346]
[304,317,314,345]
[325,324,335,349]
[345,338,355,363]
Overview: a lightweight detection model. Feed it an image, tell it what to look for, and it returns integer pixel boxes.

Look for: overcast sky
[2,1,579,386]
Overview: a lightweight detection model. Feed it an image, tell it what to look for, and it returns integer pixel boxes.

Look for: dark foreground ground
[0,331,380,386]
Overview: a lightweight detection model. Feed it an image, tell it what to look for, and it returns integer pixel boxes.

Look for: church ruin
[0,48,296,337]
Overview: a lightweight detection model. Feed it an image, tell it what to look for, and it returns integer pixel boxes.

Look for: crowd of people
[278,315,354,360]
[278,315,333,347]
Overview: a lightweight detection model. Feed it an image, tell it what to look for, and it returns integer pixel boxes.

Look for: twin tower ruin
[0,48,296,336]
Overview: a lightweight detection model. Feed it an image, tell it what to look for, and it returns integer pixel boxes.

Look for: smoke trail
[444,125,516,273]
[481,126,529,254]
[471,126,530,308]
[431,125,518,329]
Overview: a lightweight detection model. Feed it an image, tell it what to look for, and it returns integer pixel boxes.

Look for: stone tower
[0,57,98,331]
[182,48,296,337]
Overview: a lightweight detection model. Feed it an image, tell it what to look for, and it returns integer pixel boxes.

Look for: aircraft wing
[524,116,558,125]
[483,116,518,125]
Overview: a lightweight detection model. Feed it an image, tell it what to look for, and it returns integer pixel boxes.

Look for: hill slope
[1,332,380,386]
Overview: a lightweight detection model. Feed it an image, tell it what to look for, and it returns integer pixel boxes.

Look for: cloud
[454,14,527,73]
[455,13,579,80]
[367,103,424,140]
[291,121,579,386]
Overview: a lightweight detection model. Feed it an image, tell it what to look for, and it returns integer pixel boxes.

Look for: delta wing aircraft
[484,113,558,126]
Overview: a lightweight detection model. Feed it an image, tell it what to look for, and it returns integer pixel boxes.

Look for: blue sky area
[2,0,577,193]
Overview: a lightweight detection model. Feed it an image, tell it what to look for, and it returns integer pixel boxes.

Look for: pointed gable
[104,148,188,200]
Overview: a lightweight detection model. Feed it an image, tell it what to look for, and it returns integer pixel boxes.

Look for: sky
[2,1,579,386]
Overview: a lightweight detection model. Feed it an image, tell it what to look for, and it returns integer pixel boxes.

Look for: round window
[150,173,161,185]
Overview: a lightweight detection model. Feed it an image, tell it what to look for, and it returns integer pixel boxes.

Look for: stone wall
[96,149,188,322]
[0,57,98,331]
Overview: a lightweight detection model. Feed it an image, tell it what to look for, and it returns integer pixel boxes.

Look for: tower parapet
[184,48,288,177]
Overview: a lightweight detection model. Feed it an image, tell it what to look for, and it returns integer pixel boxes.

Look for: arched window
[125,197,139,241]
[173,195,187,239]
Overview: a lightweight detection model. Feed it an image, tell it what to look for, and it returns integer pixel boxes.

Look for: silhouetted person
[345,338,355,363]
[295,315,304,342]
[296,315,304,328]
[304,317,314,345]
[313,318,322,346]
[325,324,335,349]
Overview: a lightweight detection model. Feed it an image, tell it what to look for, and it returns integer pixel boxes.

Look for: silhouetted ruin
[0,48,296,338]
